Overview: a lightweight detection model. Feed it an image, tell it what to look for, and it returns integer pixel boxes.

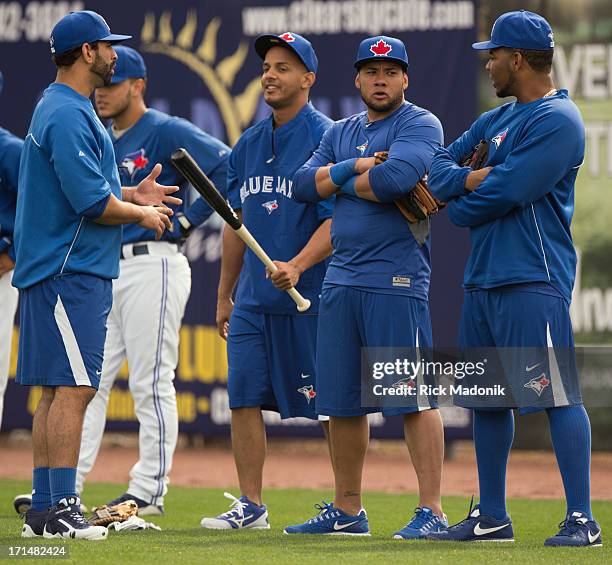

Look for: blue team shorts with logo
[16,273,112,389]
[227,307,319,420]
[459,284,582,413]
[315,285,437,417]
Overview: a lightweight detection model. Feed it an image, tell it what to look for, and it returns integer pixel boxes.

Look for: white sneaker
[200,492,270,530]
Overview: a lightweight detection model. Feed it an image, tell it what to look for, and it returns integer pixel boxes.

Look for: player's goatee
[92,60,114,87]
[361,92,404,114]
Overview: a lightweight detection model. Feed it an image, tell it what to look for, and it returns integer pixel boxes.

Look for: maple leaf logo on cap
[370,39,392,56]
[280,32,295,42]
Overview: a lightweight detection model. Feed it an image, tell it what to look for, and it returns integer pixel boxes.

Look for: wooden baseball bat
[170,148,311,313]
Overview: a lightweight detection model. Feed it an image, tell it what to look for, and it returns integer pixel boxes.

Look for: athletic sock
[49,467,78,506]
[547,405,592,519]
[31,467,51,511]
[473,409,514,520]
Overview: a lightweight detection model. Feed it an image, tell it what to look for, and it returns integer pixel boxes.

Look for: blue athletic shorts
[459,284,582,412]
[227,307,318,419]
[17,273,112,389]
[315,285,436,417]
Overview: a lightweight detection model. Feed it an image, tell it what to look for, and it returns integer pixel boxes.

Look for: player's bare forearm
[96,194,149,224]
[291,218,333,272]
[95,194,172,239]
[314,157,376,199]
[269,219,332,290]
[217,211,245,300]
[217,214,245,338]
[464,167,493,191]
[352,170,381,201]
[314,166,339,198]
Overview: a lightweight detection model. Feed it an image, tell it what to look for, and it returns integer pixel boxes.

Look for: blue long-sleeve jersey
[293,101,443,300]
[0,127,22,261]
[428,90,584,301]
[112,109,230,243]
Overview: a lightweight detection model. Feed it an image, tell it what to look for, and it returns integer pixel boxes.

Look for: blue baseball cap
[473,10,554,51]
[354,36,409,70]
[50,10,131,55]
[254,32,318,73]
[111,46,147,84]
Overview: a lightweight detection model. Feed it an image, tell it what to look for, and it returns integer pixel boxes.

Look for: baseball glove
[461,139,488,169]
[373,151,445,223]
[88,500,138,527]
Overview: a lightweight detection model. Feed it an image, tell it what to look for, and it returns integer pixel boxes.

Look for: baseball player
[0,71,23,431]
[74,46,230,515]
[15,11,178,540]
[284,36,447,538]
[199,32,334,530]
[426,11,600,547]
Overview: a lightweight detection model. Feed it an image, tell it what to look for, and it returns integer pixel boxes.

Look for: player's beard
[91,54,115,88]
[360,89,404,115]
[495,65,517,98]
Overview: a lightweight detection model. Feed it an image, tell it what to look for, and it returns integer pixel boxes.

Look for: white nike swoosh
[301,373,310,379]
[96,370,102,375]
[473,523,509,536]
[333,520,359,531]
[588,530,600,544]
[526,363,540,372]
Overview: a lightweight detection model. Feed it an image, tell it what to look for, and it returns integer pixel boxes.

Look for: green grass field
[0,479,610,564]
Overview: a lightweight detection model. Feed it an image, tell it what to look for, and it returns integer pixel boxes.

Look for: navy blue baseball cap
[473,10,554,51]
[111,46,147,84]
[254,32,318,73]
[354,36,409,69]
[50,10,131,55]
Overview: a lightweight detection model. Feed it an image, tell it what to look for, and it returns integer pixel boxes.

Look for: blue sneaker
[43,497,108,541]
[426,499,514,542]
[200,492,270,530]
[21,507,50,538]
[394,507,448,539]
[284,501,370,536]
[544,512,603,547]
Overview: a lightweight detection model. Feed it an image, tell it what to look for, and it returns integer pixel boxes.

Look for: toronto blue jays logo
[280,32,295,43]
[262,200,279,214]
[297,385,316,404]
[120,149,149,181]
[492,128,509,149]
[524,374,550,396]
[370,38,392,57]
[356,141,368,154]
[392,377,416,390]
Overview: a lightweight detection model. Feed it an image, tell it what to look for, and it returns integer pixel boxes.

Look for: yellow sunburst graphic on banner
[140,10,261,146]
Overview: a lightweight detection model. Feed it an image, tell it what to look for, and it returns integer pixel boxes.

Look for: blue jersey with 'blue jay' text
[227,103,334,315]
